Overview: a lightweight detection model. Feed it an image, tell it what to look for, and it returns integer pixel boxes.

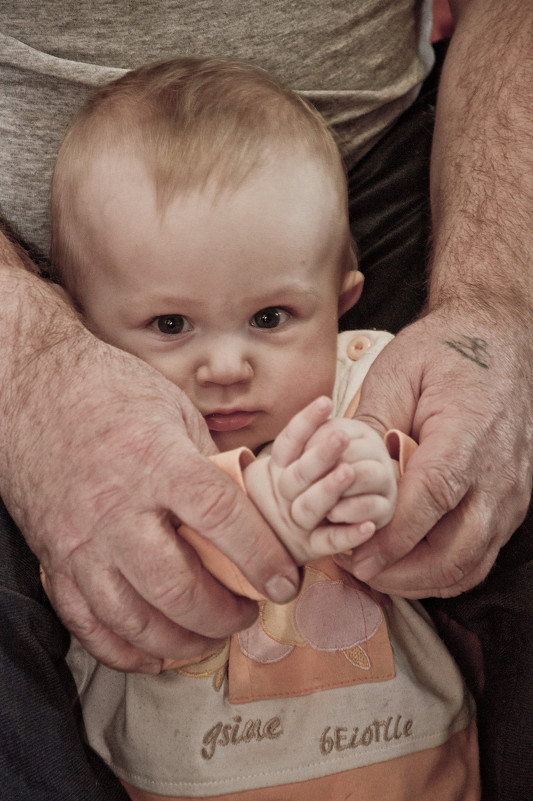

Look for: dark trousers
[1,42,532,799]
[0,497,129,800]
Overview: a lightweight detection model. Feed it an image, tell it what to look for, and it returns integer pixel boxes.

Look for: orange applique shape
[174,641,230,691]
[228,558,395,704]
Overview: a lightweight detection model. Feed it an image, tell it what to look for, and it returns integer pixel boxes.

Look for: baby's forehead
[77,120,346,208]
[71,143,349,276]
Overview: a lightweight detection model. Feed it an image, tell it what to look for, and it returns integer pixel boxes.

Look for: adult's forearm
[0,231,88,454]
[0,233,104,547]
[348,1,533,597]
[430,0,533,318]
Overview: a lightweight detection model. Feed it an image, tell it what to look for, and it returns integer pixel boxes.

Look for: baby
[49,57,479,800]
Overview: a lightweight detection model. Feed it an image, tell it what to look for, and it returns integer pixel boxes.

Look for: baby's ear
[338,270,364,317]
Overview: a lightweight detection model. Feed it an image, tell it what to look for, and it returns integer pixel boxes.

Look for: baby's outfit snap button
[346,335,372,361]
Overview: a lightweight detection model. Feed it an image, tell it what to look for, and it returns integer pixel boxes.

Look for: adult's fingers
[157,442,300,604]
[76,575,255,669]
[345,411,528,597]
[336,487,503,598]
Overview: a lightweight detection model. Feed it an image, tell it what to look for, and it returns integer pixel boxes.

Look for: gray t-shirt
[0,0,434,254]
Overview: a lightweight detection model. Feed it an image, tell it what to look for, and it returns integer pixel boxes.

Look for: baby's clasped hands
[243,396,397,564]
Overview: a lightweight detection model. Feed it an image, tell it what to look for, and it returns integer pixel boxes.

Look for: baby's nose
[195,343,253,386]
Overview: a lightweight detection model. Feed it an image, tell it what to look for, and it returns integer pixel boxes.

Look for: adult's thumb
[351,341,418,437]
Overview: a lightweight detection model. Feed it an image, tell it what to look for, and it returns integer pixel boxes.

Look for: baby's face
[71,151,359,452]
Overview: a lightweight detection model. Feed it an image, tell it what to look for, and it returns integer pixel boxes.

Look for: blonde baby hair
[51,56,355,297]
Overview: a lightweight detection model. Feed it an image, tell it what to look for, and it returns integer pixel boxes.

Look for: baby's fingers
[271,396,333,468]
[327,493,395,530]
[308,521,376,557]
[291,463,356,529]
[280,431,351,504]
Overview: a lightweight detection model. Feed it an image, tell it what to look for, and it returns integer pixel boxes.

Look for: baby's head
[51,56,364,453]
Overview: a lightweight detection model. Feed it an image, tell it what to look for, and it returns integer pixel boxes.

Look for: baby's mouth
[204,410,256,432]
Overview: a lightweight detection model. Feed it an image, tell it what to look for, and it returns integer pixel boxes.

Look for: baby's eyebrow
[121,282,320,320]
[246,283,321,304]
[123,293,188,313]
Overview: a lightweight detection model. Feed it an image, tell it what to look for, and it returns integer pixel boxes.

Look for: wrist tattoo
[444,336,490,369]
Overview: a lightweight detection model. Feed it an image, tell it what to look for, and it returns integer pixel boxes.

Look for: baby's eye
[250,307,290,329]
[153,315,192,335]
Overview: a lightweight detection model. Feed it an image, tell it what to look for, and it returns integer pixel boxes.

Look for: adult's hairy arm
[344,0,533,597]
[0,232,298,671]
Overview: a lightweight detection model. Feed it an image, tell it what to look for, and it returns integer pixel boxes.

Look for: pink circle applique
[238,619,294,664]
[295,581,383,651]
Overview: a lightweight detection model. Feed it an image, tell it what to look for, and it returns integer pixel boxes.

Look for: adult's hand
[337,0,533,599]
[339,306,533,598]
[0,246,298,672]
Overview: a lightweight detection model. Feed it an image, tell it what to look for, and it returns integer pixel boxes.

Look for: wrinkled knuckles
[416,463,467,519]
[193,477,243,537]
[106,606,157,643]
[431,531,494,594]
[149,570,201,620]
[62,610,111,646]
[433,554,495,598]
[433,556,471,593]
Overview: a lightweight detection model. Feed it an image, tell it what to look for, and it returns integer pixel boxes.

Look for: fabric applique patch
[175,559,395,703]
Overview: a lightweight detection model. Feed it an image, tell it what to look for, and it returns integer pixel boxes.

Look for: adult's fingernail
[352,555,387,582]
[265,573,299,604]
